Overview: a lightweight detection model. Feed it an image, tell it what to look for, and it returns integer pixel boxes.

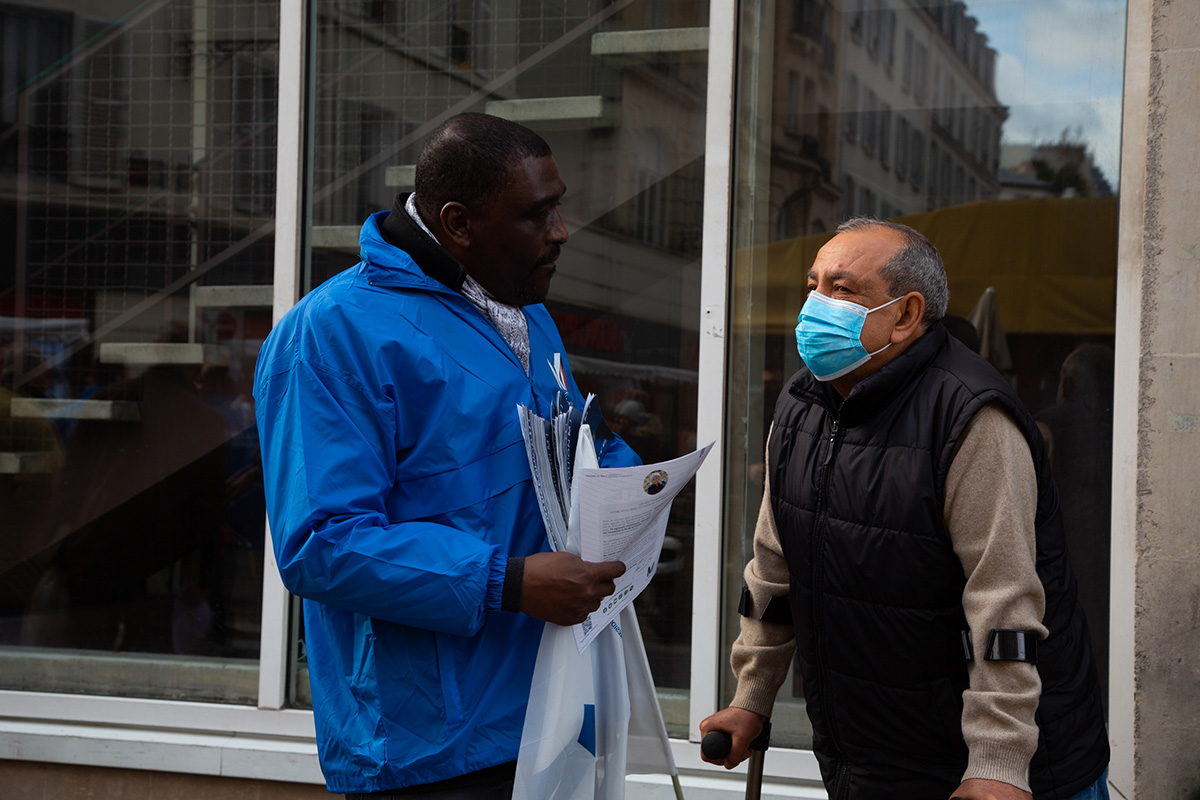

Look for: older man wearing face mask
[700,219,1109,800]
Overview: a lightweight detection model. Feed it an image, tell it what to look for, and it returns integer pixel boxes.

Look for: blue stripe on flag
[578,704,596,756]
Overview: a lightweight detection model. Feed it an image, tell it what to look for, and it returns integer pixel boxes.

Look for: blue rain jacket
[253,211,640,793]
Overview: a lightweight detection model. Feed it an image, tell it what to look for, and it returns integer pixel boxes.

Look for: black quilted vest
[768,323,1108,800]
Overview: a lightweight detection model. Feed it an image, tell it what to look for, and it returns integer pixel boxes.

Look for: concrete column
[1112,0,1200,797]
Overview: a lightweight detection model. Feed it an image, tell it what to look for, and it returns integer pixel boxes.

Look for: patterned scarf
[405,194,531,374]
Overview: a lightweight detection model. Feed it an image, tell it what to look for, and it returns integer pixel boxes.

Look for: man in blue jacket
[254,113,641,797]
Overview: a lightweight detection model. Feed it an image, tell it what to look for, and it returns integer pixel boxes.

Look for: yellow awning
[737,196,1119,335]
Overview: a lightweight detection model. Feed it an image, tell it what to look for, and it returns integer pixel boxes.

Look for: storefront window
[725,0,1126,749]
[0,0,278,703]
[294,0,712,736]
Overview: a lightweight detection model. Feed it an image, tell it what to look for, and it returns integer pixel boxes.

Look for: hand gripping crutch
[701,720,772,800]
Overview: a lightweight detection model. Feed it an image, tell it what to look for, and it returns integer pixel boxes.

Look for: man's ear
[439,202,472,250]
[891,292,927,343]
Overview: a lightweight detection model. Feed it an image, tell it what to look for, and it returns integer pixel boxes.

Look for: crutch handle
[701,730,733,760]
[701,719,772,758]
[700,721,772,800]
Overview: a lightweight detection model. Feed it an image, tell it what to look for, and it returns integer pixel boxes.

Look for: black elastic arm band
[984,629,1039,664]
[738,585,793,627]
[501,557,524,613]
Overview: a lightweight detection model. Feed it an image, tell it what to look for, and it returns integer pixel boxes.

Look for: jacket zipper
[811,415,852,798]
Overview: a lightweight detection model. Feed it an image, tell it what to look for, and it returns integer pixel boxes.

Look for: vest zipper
[812,415,851,795]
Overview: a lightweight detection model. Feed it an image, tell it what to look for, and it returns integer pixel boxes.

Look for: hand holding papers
[572,443,712,650]
[515,383,687,798]
[518,394,712,652]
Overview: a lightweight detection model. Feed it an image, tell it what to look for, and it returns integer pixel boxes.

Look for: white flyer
[570,441,714,651]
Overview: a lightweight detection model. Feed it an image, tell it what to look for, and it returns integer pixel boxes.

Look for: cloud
[973,0,1127,185]
[1021,0,1126,89]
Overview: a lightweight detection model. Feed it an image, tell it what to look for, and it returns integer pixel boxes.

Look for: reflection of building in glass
[765,0,1008,241]
[1,0,278,697]
[299,3,711,692]
[999,141,1116,200]
[840,0,1006,221]
[1,0,710,708]
[768,0,841,240]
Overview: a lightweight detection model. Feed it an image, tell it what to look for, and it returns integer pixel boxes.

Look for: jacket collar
[361,193,468,291]
[791,322,950,427]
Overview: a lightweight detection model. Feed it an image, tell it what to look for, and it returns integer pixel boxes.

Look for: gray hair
[836,217,948,325]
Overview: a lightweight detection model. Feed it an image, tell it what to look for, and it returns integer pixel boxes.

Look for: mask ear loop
[866,294,905,314]
[863,295,906,357]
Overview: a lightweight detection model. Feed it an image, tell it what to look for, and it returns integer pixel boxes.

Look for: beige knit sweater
[730,404,1046,793]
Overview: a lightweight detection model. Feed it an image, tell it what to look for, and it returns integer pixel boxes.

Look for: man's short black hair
[413,112,553,223]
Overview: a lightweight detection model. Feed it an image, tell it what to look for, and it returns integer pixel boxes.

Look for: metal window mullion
[258,0,311,712]
[689,1,739,743]
[0,691,315,739]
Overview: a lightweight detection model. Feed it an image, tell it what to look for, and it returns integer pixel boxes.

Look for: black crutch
[701,720,772,800]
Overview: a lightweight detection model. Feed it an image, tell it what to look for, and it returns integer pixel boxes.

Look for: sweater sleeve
[730,426,797,717]
[944,403,1047,793]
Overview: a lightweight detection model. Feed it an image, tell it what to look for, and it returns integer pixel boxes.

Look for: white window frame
[0,0,317,772]
[0,0,828,792]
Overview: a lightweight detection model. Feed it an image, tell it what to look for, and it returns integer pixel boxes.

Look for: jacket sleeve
[945,403,1047,793]
[256,356,507,638]
[560,349,641,470]
[730,427,797,717]
[598,434,642,469]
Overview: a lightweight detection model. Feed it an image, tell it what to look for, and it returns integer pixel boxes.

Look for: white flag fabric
[513,615,629,800]
[514,424,677,799]
[619,605,677,778]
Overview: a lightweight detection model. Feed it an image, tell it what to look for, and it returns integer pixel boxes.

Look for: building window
[881,10,896,73]
[929,140,941,206]
[944,76,957,129]
[861,185,876,218]
[0,0,280,704]
[902,27,914,91]
[910,129,925,190]
[844,73,859,141]
[862,89,878,156]
[0,8,72,177]
[786,70,802,134]
[880,102,891,169]
[791,0,825,40]
[913,41,929,105]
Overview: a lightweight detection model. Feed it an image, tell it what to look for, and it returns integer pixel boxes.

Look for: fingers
[594,560,627,581]
[587,560,624,605]
[697,708,765,769]
[519,552,626,626]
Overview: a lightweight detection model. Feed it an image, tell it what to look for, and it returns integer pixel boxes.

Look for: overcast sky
[969,0,1128,188]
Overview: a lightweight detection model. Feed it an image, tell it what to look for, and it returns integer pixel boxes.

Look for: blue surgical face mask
[794,291,904,381]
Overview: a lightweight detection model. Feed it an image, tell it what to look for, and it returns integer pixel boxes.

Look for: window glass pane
[727,0,1124,749]
[292,0,710,735]
[1,0,278,703]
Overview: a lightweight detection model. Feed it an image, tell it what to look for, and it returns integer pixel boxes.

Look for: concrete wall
[1111,0,1200,798]
[0,760,331,799]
